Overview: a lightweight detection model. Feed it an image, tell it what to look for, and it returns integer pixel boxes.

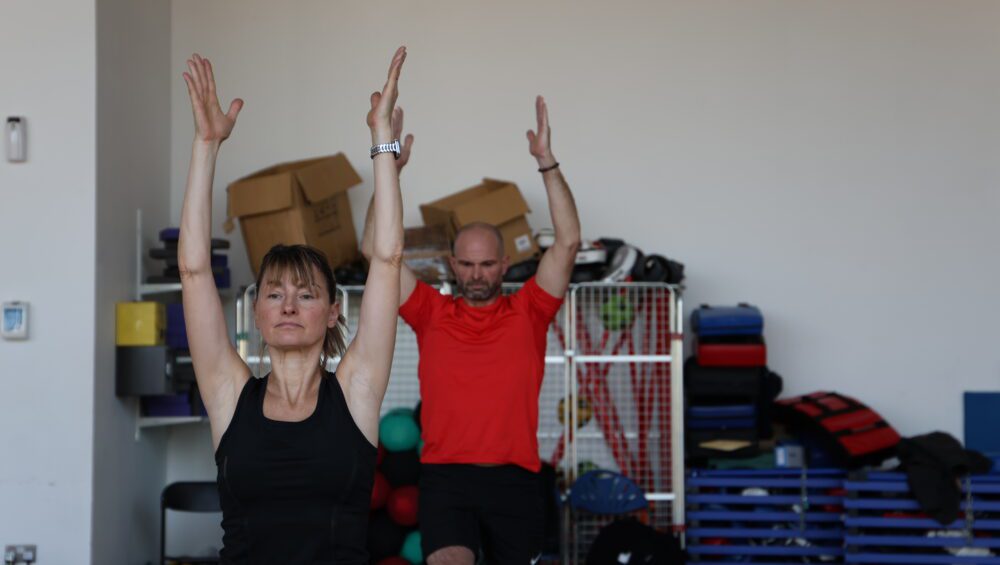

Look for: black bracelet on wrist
[538,162,560,173]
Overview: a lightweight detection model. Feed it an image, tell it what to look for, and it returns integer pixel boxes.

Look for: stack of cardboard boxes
[225,150,539,283]
[419,178,538,266]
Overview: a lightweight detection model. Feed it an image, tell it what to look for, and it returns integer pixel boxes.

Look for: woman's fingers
[369,48,406,129]
[183,72,209,131]
[192,54,207,97]
[382,47,406,101]
[186,59,202,94]
[386,46,406,81]
[182,72,198,102]
[204,58,218,101]
[392,107,404,139]
[226,98,244,122]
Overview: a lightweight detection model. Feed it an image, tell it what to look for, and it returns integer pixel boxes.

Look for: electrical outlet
[3,545,36,564]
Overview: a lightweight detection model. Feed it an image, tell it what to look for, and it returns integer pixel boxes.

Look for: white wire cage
[566,283,685,562]
[235,281,684,562]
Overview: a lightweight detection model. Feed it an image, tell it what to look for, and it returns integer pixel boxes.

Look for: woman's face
[254,266,340,353]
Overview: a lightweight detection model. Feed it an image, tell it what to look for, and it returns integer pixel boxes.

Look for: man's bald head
[453,222,504,258]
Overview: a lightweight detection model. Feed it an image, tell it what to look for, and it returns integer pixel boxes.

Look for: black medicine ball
[381,448,421,487]
[368,509,406,561]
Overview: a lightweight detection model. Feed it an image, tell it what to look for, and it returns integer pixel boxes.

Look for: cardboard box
[403,225,453,283]
[419,178,539,264]
[224,153,363,275]
[116,302,165,346]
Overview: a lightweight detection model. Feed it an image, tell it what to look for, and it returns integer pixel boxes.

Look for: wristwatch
[370,139,401,160]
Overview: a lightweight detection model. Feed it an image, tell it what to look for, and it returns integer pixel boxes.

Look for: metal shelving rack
[129,210,221,438]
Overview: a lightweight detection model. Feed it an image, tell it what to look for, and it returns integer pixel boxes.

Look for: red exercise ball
[387,485,419,527]
[371,471,390,510]
[376,558,410,565]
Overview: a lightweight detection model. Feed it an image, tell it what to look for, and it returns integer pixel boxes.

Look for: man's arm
[529,96,581,297]
[360,106,418,305]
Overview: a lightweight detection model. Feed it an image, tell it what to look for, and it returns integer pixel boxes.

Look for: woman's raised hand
[183,54,243,143]
[367,46,407,142]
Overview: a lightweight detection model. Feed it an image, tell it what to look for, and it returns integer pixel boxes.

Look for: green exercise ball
[379,408,420,452]
[600,294,635,331]
[401,530,422,564]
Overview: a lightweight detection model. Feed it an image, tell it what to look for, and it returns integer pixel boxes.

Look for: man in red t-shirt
[361,97,580,565]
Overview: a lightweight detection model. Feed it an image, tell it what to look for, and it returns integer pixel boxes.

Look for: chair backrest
[162,481,221,513]
[161,481,221,564]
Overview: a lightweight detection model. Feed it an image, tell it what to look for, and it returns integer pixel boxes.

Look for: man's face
[450,228,509,303]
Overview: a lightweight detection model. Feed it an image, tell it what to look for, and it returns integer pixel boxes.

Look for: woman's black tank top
[215,372,376,564]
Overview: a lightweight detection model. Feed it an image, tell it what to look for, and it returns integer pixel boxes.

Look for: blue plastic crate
[843,472,1000,564]
[687,468,847,563]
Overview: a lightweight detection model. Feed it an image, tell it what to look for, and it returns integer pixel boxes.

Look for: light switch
[2,301,29,340]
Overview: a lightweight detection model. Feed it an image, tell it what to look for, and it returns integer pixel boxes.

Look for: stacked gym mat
[147,227,231,288]
[686,468,847,563]
[843,471,1000,564]
[687,304,780,460]
[688,469,1000,563]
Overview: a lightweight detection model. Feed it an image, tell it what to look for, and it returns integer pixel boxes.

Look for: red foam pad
[697,342,766,367]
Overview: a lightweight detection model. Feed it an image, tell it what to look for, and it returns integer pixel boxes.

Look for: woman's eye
[299,294,314,300]
[268,293,281,299]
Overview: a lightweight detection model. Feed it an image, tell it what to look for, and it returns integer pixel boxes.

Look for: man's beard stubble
[457,278,502,302]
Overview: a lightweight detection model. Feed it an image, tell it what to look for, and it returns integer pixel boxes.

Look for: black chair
[160,481,221,565]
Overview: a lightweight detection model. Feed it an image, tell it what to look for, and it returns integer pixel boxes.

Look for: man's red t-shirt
[399,276,564,472]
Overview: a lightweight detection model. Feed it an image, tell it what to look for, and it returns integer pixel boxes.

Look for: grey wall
[170,0,1000,441]
[93,0,173,562]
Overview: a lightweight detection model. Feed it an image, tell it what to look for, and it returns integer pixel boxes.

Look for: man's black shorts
[419,463,543,564]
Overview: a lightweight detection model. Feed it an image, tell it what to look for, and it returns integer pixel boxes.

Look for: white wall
[93,0,173,563]
[0,1,97,562]
[170,0,1000,443]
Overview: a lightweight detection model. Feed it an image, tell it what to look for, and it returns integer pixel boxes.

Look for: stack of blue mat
[147,227,231,288]
[844,472,1000,564]
[687,304,780,459]
[687,468,847,563]
[166,303,187,350]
